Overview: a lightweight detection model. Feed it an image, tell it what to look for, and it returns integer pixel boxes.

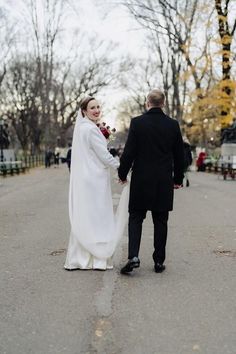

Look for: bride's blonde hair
[80,96,96,117]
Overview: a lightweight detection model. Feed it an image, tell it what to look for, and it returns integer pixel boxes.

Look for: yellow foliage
[180,70,193,81]
[221,114,233,127]
[184,80,236,131]
[221,35,232,45]
[217,15,227,22]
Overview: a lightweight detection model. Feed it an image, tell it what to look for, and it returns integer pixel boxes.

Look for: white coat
[64,115,128,270]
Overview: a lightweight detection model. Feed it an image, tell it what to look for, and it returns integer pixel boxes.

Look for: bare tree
[0,50,116,152]
[27,0,66,143]
[120,57,161,113]
[0,7,16,87]
[0,0,115,151]
[116,97,142,132]
[148,31,188,121]
[50,52,116,146]
[124,0,214,95]
[117,49,187,125]
[123,0,216,146]
[1,56,41,152]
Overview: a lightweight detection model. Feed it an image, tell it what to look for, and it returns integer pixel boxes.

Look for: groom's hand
[118,178,127,185]
[174,184,183,189]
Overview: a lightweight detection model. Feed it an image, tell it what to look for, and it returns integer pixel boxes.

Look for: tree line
[0,0,235,153]
[119,0,236,147]
[0,0,119,153]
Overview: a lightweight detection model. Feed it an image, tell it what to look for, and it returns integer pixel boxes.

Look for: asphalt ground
[0,166,235,354]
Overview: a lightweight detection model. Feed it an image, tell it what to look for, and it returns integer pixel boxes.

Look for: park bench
[0,160,26,177]
[0,155,45,177]
[204,161,235,180]
[203,156,235,180]
[220,163,236,180]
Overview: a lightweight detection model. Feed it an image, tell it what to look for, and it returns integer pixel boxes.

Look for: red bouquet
[97,122,116,140]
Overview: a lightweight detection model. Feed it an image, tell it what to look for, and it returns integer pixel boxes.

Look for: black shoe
[154,263,165,273]
[120,257,140,274]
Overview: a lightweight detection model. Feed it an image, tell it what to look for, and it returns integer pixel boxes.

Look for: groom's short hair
[147,89,165,107]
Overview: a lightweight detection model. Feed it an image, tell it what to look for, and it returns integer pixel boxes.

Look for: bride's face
[85,99,101,122]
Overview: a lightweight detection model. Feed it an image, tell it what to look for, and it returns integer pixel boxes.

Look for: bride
[64,96,128,270]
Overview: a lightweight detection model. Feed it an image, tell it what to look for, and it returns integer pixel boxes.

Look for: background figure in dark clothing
[0,123,10,149]
[196,152,206,171]
[45,148,53,168]
[54,152,60,165]
[118,89,184,275]
[66,143,72,172]
[183,137,193,187]
[54,148,60,167]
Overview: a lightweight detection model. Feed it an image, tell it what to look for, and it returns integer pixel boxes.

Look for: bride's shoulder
[81,119,96,130]
[87,124,102,138]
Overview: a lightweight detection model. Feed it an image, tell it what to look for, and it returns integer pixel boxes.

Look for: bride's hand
[118,178,127,185]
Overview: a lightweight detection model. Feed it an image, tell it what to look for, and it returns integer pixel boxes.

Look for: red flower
[99,122,116,140]
[100,127,110,139]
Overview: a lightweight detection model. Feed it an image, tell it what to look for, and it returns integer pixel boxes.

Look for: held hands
[174,184,183,189]
[117,179,181,187]
[118,179,128,185]
[116,168,128,185]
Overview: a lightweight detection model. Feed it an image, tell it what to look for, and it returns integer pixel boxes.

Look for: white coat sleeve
[89,127,119,169]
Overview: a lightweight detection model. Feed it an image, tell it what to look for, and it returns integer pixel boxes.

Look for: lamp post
[0,118,4,162]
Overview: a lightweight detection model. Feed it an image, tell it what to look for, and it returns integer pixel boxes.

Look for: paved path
[0,167,235,354]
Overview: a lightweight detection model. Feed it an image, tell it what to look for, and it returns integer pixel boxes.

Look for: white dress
[64,115,129,270]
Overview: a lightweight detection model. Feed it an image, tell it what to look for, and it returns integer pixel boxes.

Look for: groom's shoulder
[130,114,145,125]
[164,114,180,128]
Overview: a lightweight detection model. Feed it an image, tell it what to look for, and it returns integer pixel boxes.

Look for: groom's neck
[148,105,163,110]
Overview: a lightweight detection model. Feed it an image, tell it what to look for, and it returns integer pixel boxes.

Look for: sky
[69,0,145,56]
[0,0,145,59]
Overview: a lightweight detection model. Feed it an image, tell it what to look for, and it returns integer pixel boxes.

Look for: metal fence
[204,162,235,180]
[0,155,45,177]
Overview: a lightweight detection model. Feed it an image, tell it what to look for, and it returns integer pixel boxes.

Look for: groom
[118,89,184,274]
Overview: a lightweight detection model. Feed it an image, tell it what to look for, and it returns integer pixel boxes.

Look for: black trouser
[128,210,169,264]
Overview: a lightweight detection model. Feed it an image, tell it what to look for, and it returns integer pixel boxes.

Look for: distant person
[0,123,10,149]
[183,136,193,187]
[54,147,60,167]
[196,152,206,172]
[66,143,72,172]
[45,148,52,168]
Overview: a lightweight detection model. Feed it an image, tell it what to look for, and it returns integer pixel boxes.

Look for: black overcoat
[118,107,184,212]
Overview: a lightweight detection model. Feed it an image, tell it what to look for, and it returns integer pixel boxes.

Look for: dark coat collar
[146,107,165,115]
